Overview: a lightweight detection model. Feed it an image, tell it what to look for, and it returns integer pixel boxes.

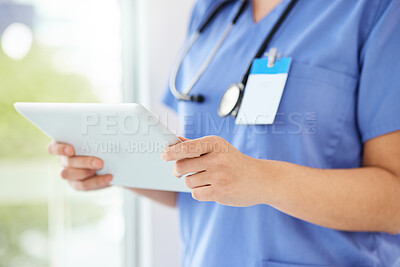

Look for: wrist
[254,159,283,206]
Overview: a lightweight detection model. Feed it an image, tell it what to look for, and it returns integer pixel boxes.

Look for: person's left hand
[161,136,268,207]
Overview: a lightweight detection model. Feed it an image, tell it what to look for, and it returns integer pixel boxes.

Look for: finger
[162,136,221,161]
[173,153,212,178]
[58,156,103,170]
[69,174,113,191]
[184,171,212,189]
[48,142,75,156]
[192,185,214,202]
[60,168,97,181]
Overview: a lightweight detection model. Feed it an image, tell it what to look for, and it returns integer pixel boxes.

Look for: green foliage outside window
[0,44,103,267]
[0,43,96,159]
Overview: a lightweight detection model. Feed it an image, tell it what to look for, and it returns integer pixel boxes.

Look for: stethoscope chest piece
[217,83,244,118]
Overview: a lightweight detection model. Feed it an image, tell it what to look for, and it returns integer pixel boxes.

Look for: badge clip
[264,47,282,68]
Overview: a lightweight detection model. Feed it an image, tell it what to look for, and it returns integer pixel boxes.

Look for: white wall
[142,1,195,266]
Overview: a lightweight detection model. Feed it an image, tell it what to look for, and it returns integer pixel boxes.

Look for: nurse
[48,0,400,266]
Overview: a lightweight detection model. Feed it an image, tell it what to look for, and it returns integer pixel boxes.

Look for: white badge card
[235,57,292,125]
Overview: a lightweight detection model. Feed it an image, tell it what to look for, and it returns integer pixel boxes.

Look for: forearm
[128,188,177,208]
[260,160,400,234]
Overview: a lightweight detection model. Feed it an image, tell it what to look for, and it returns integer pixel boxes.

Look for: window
[1,0,195,266]
[0,1,123,266]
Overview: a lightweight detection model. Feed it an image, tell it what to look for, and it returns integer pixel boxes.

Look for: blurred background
[0,0,193,266]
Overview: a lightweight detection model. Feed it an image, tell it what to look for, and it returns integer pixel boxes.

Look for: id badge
[235,57,292,125]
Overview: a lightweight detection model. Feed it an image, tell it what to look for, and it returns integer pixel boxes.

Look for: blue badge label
[250,57,292,75]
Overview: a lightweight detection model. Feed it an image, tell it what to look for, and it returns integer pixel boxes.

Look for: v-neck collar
[247,0,291,26]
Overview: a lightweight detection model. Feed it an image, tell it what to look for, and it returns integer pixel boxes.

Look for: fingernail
[92,159,102,169]
[106,175,113,183]
[160,152,166,161]
[64,147,73,156]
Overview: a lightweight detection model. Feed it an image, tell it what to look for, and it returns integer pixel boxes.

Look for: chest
[175,0,373,165]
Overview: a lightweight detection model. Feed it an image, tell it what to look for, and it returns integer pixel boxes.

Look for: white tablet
[14,102,190,192]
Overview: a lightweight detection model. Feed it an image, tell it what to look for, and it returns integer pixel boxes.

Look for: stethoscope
[169,0,298,118]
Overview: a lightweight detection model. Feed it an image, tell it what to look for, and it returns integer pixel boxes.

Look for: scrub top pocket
[245,61,358,167]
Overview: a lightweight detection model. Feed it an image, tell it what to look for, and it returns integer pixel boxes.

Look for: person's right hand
[48,142,113,191]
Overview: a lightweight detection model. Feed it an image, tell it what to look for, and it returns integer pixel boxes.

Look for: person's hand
[48,142,113,191]
[161,136,268,207]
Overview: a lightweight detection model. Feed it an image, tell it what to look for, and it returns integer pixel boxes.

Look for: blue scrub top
[163,0,400,266]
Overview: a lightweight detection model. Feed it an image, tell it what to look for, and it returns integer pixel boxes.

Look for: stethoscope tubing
[169,32,200,101]
[169,0,248,102]
[169,0,298,106]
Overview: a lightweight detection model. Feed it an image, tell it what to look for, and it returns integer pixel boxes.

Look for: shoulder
[302,0,397,47]
[360,0,400,52]
[187,0,222,33]
[192,0,218,14]
[364,0,397,28]
[192,0,224,13]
